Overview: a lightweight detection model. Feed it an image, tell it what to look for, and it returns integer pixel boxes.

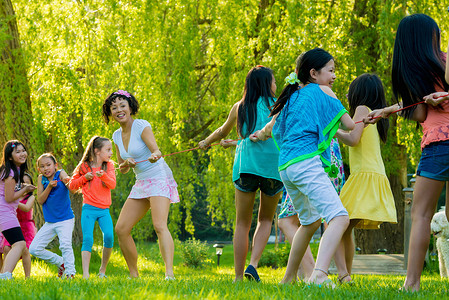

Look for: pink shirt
[0,170,20,232]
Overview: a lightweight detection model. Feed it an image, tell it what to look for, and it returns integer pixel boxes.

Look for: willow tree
[11,0,449,250]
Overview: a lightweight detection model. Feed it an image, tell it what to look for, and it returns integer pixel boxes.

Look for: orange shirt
[69,161,116,209]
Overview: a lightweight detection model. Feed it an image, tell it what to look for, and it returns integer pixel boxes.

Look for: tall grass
[1,242,447,299]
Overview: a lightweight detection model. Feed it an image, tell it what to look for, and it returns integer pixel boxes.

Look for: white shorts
[279,155,348,225]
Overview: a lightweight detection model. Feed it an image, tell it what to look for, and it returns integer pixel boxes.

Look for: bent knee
[103,233,114,248]
[152,223,168,235]
[115,222,132,237]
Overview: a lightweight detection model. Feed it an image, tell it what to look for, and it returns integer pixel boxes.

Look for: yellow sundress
[339,119,397,229]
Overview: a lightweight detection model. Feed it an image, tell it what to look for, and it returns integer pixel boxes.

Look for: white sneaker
[0,272,13,280]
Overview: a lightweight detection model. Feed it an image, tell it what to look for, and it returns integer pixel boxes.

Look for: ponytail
[270,83,299,116]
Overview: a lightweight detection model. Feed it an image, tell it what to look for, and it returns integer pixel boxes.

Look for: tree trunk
[0,0,42,224]
[0,0,33,148]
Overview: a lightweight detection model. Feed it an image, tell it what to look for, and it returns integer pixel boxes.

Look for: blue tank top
[232,97,281,182]
[42,170,74,223]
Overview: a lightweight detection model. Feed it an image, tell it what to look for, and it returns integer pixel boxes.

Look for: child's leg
[281,220,321,283]
[81,205,97,279]
[403,176,443,291]
[327,219,359,283]
[248,190,281,268]
[22,248,31,278]
[233,189,256,281]
[115,198,151,278]
[2,241,26,274]
[97,209,114,275]
[29,222,63,267]
[54,218,75,275]
[309,215,349,284]
[149,196,174,278]
[279,215,315,280]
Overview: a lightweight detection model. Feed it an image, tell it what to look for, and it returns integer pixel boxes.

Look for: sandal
[338,273,353,285]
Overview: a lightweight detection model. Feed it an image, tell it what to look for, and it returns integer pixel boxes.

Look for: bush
[258,244,291,269]
[179,238,210,268]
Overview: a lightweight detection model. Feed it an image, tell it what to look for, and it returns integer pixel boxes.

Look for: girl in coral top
[367,14,449,291]
[69,136,116,279]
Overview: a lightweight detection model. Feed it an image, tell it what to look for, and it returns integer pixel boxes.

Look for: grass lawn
[1,241,448,299]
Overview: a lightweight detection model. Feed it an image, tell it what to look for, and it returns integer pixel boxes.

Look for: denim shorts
[233,173,283,196]
[417,140,449,181]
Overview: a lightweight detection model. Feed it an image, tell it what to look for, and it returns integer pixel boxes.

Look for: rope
[355,93,449,124]
[115,139,240,169]
[113,92,449,169]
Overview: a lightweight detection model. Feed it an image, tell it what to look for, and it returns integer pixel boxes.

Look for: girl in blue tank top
[198,66,282,282]
[29,153,76,279]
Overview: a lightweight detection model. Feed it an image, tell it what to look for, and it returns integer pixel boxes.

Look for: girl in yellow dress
[335,73,397,283]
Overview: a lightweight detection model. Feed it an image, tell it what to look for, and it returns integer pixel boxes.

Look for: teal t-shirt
[232,97,281,182]
[273,83,347,171]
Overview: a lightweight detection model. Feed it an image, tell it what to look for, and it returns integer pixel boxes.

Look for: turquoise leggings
[81,204,114,252]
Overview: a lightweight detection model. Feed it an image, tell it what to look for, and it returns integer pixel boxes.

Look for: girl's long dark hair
[0,140,28,184]
[237,66,275,138]
[271,48,334,116]
[392,14,448,119]
[348,74,389,143]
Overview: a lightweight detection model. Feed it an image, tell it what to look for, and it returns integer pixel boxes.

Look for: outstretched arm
[336,106,369,147]
[364,102,427,124]
[198,102,239,149]
[250,113,278,142]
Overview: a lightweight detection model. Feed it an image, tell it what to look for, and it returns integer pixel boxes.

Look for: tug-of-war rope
[354,93,449,124]
[113,93,449,169]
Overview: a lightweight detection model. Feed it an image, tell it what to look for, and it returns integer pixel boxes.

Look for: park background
[1,0,449,280]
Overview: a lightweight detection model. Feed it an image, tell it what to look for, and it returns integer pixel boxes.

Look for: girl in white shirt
[103,90,179,280]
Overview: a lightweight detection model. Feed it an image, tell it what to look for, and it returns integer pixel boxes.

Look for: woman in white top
[102,90,179,279]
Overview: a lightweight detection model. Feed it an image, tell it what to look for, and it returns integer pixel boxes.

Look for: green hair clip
[285,72,300,85]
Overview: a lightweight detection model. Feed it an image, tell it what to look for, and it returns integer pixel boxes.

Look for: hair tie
[11,144,15,148]
[256,65,264,68]
[114,90,131,98]
[285,72,300,85]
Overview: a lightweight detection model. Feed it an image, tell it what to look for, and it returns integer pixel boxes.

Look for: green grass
[1,242,448,299]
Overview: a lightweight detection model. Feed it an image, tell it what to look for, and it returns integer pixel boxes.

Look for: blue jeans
[81,204,114,252]
[417,140,449,181]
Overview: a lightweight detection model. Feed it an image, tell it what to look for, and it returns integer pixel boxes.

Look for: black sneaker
[244,265,260,282]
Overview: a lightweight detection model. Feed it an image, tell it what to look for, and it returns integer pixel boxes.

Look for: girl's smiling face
[110,98,132,124]
[11,144,27,167]
[38,157,57,179]
[311,59,336,88]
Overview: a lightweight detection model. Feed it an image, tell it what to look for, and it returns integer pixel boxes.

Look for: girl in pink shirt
[0,140,36,280]
[69,136,116,279]
[3,172,36,278]
[367,14,449,292]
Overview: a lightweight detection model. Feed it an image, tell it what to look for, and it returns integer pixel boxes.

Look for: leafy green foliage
[178,238,211,268]
[7,0,449,240]
[258,243,290,269]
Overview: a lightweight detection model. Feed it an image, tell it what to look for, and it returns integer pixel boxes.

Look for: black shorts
[233,173,283,196]
[2,227,25,246]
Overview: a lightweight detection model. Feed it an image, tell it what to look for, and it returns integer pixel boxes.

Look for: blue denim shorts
[417,140,449,181]
[233,173,283,196]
